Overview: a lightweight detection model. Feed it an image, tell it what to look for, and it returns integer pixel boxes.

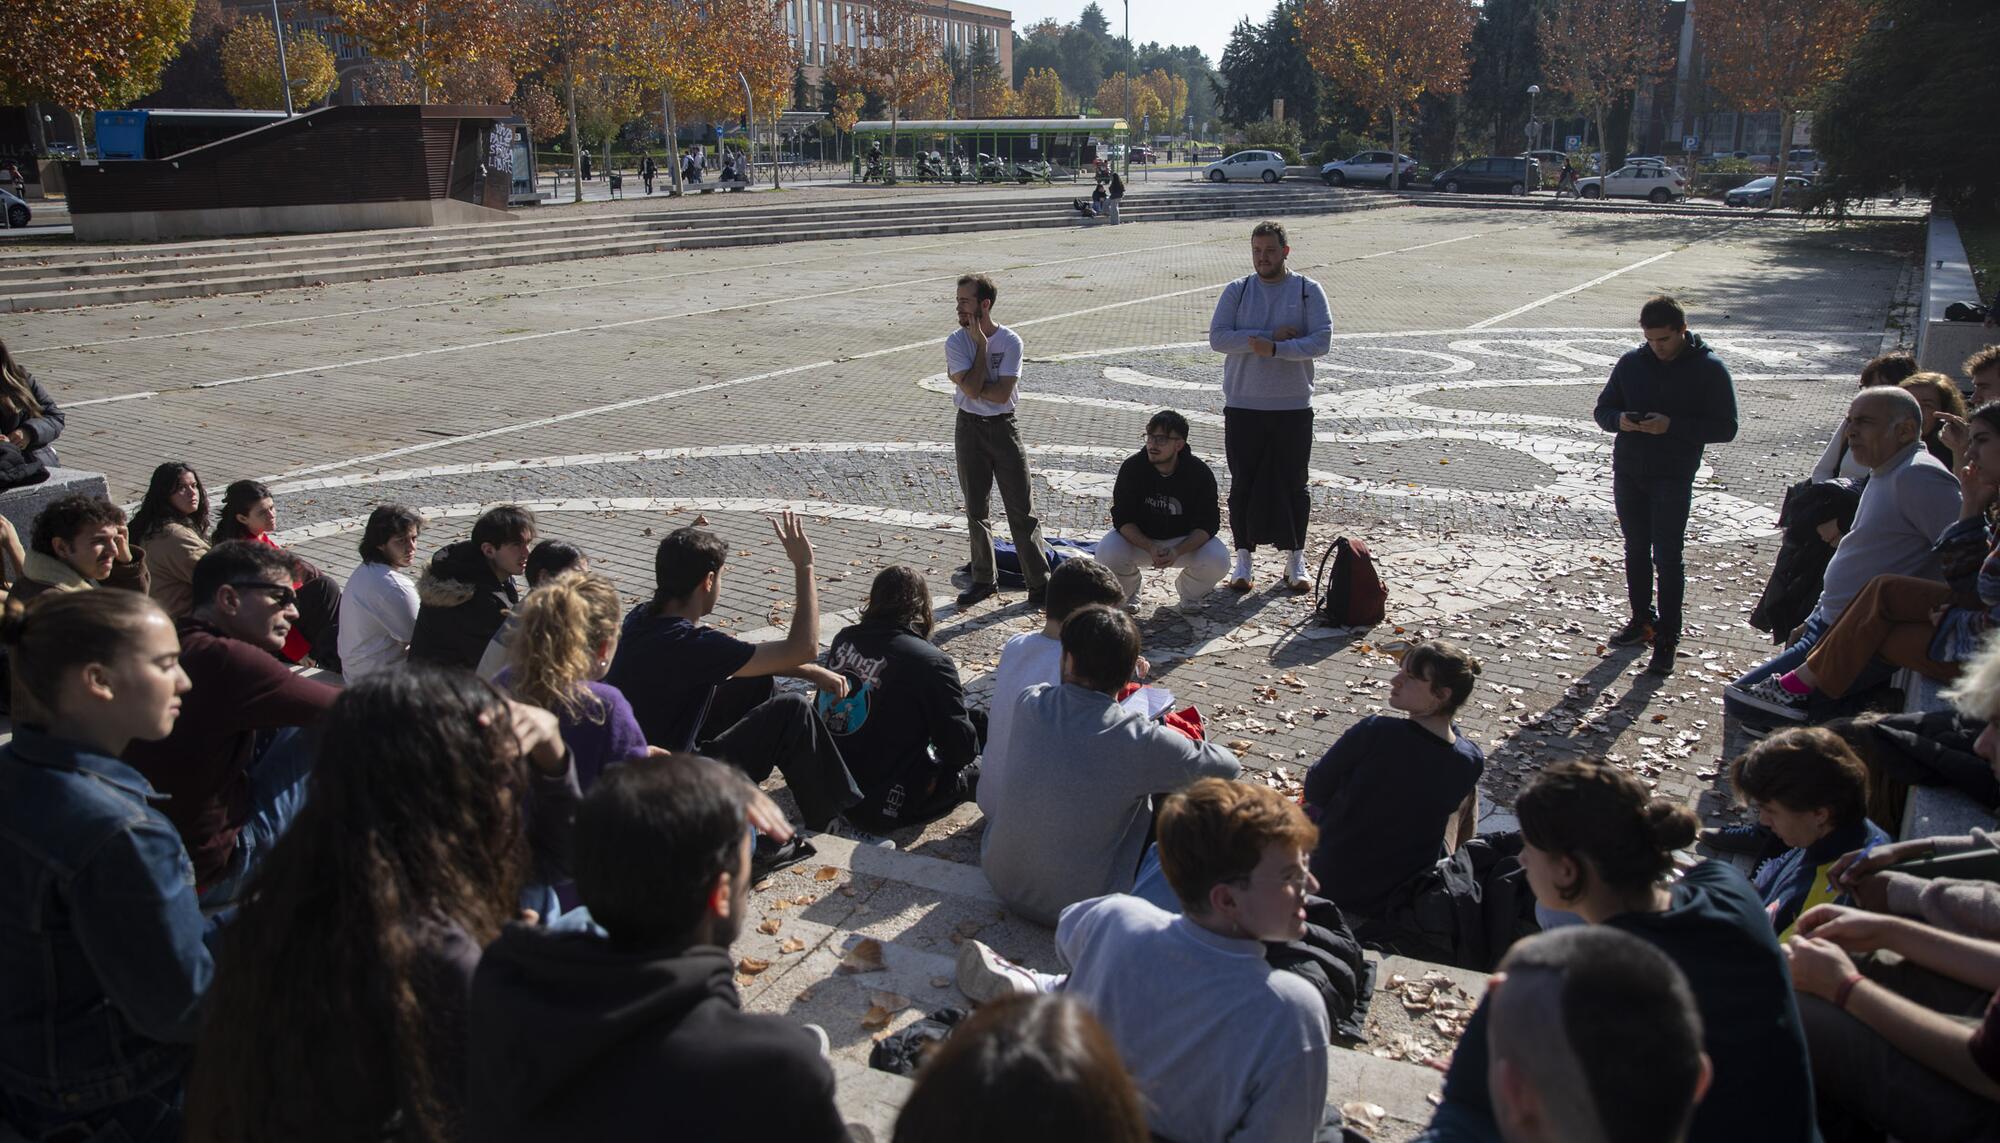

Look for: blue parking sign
[1565,135,1581,152]
[1684,135,1699,152]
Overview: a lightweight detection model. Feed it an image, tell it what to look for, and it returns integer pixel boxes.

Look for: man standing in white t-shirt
[947,273,1051,608]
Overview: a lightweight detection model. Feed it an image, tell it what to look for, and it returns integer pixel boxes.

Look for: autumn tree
[512,82,567,142]
[1143,68,1189,136]
[614,0,732,194]
[1093,72,1163,125]
[1697,0,1869,204]
[843,0,949,163]
[220,15,337,109]
[0,0,196,150]
[522,0,616,199]
[330,0,511,103]
[1538,0,1674,176]
[1298,0,1475,188]
[827,87,864,160]
[1019,66,1067,116]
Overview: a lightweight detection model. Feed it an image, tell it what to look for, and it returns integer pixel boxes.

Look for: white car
[0,187,30,229]
[1205,150,1289,183]
[1320,150,1418,186]
[1576,162,1687,203]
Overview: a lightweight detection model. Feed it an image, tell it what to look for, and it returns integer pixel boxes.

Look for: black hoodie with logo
[1590,331,1739,482]
[466,925,847,1142]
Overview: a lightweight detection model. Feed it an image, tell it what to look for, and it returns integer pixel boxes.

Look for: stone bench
[1901,781,1999,841]
[0,467,110,543]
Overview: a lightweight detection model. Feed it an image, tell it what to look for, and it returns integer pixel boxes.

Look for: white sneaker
[1229,549,1253,592]
[826,817,897,849]
[956,939,1043,1004]
[1284,549,1309,582]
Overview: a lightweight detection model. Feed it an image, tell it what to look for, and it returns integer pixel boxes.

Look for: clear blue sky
[1002,0,1261,67]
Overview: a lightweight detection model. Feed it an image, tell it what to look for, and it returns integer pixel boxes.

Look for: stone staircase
[0,186,1395,313]
[747,832,1482,1142]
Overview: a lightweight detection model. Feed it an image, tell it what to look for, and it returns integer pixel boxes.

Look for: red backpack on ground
[1312,536,1387,628]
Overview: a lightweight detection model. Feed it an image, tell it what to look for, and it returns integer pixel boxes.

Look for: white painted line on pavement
[1469,250,1677,329]
[68,390,160,407]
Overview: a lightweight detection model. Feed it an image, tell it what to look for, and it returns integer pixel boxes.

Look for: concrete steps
[744,832,1478,1142]
[0,187,1394,313]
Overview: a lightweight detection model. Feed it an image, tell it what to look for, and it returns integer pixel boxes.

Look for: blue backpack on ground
[993,537,1095,587]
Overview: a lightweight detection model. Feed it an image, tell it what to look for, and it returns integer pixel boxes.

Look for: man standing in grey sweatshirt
[1208,220,1335,593]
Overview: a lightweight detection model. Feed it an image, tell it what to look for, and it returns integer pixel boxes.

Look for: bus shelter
[849,118,1126,181]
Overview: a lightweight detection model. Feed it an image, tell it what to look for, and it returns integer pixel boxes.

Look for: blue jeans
[1734,614,1830,688]
[199,727,316,909]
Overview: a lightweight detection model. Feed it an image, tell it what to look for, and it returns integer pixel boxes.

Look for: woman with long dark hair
[129,461,212,616]
[1426,760,1819,1143]
[0,590,205,1142]
[185,666,579,1143]
[208,478,342,668]
[0,337,66,468]
[815,565,979,843]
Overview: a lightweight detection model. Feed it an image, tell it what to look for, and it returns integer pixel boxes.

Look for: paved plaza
[4,202,1921,854]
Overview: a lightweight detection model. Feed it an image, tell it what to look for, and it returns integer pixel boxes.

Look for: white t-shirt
[978,631,1062,814]
[944,324,1025,416]
[338,561,420,682]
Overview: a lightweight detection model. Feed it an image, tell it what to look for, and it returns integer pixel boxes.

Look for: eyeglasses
[1144,432,1185,445]
[1226,868,1312,894]
[227,581,298,608]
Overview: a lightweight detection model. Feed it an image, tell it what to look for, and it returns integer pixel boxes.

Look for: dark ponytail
[2,590,165,715]
[1517,761,1697,901]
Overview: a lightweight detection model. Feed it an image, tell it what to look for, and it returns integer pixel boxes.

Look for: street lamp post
[1123,0,1132,176]
[270,0,295,116]
[1525,84,1540,194]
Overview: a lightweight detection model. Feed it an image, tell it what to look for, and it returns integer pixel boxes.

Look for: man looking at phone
[1592,296,1739,675]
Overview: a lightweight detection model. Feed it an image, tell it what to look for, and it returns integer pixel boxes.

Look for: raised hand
[771,510,814,569]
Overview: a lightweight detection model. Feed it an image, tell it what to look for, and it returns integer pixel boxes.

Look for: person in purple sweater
[498,569,648,791]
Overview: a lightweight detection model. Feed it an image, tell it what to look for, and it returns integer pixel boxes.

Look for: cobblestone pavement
[0,200,1924,861]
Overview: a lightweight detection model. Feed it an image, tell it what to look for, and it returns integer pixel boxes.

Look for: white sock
[1285,549,1308,580]
[1232,549,1252,581]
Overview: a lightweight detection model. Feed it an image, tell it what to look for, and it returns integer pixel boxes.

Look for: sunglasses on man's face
[227,581,297,608]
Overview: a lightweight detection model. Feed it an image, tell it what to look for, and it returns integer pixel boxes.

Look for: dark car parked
[1431,156,1539,195]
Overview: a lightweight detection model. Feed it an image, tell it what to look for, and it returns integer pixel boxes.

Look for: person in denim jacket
[0,589,207,1141]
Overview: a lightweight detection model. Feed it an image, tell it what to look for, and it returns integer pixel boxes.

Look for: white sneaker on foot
[1229,549,1253,592]
[956,939,1043,1004]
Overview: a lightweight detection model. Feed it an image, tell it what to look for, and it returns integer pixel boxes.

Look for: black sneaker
[956,582,998,607]
[750,835,818,880]
[1608,617,1656,647]
[1025,585,1047,608]
[1698,824,1784,860]
[1723,676,1809,721]
[1645,639,1678,676]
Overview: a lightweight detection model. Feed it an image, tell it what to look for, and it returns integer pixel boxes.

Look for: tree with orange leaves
[1094,72,1162,125]
[1696,0,1869,205]
[613,0,733,194]
[1019,67,1067,116]
[1297,0,1475,189]
[1538,0,1675,180]
[0,0,195,151]
[841,0,949,168]
[330,0,512,104]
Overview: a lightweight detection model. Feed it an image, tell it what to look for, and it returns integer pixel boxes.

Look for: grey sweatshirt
[1059,894,1330,1143]
[980,682,1241,925]
[1208,272,1334,411]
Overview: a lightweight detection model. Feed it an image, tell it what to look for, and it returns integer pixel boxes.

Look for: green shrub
[1238,117,1303,167]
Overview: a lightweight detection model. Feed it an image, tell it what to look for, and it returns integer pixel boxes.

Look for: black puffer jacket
[1751,477,1864,637]
[408,540,518,670]
[1591,332,1738,481]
